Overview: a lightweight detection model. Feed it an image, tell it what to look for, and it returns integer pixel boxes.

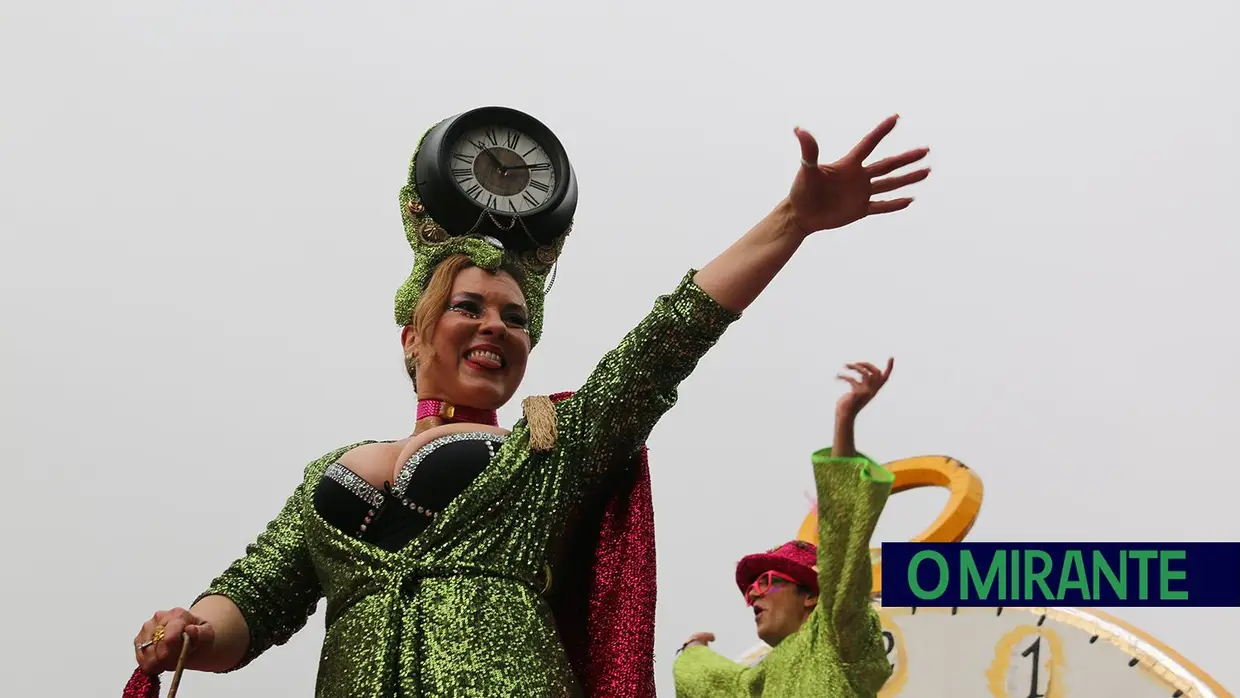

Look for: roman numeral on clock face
[446,125,562,215]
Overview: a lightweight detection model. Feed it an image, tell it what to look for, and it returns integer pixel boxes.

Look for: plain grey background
[2,1,1237,695]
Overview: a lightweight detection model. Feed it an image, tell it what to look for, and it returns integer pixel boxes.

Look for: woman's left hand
[789,115,930,235]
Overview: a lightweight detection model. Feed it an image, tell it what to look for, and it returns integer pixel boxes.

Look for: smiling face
[747,574,818,647]
[402,261,531,410]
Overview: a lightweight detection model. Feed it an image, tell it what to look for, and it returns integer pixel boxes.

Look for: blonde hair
[405,254,472,385]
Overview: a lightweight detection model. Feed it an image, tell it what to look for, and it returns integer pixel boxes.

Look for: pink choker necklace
[416,399,499,427]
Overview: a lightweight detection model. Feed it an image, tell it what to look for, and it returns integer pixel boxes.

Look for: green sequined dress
[672,451,895,698]
[198,272,738,698]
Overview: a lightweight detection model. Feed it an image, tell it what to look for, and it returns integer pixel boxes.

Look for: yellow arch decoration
[797,455,984,593]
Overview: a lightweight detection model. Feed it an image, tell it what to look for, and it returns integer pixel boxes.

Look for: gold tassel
[523,395,557,451]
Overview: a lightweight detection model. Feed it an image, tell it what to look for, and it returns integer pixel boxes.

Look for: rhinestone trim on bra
[324,462,385,509]
[325,432,507,535]
[392,431,507,496]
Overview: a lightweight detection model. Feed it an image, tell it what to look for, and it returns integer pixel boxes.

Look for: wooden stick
[167,633,192,698]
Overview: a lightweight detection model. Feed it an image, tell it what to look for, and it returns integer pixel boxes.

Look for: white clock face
[449,125,557,215]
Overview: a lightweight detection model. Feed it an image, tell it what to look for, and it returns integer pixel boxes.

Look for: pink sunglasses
[744,570,798,606]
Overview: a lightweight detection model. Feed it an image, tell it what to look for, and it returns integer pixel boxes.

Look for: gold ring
[797,454,984,593]
[152,624,166,644]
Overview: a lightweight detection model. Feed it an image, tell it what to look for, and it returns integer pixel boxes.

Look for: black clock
[413,106,577,252]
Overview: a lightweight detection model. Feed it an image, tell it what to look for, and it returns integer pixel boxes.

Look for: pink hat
[735,540,819,596]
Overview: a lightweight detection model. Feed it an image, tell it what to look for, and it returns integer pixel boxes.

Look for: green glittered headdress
[393,121,573,347]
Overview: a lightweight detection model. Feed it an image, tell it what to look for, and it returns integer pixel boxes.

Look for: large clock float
[736,455,1233,698]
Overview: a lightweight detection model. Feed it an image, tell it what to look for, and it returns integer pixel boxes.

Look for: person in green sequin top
[128,117,929,698]
[672,359,897,698]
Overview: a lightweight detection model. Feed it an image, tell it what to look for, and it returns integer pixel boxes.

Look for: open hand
[789,116,930,234]
[836,358,894,420]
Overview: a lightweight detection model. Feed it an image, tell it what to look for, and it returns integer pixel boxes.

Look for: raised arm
[810,360,895,691]
[557,119,929,482]
[696,117,928,314]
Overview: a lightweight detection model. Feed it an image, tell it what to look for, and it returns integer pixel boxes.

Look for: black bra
[313,432,506,552]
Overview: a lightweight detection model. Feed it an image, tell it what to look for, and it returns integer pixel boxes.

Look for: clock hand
[504,163,551,171]
[475,143,507,172]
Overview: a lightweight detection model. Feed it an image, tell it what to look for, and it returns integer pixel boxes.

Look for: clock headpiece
[394,106,578,347]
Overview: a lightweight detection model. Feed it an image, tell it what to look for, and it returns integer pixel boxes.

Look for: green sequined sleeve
[672,645,749,698]
[557,270,740,482]
[194,451,340,670]
[809,449,894,690]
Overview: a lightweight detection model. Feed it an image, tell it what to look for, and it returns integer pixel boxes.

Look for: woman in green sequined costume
[127,115,930,698]
[673,359,897,698]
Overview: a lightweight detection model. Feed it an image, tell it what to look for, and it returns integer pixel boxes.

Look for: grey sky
[1,1,1236,695]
